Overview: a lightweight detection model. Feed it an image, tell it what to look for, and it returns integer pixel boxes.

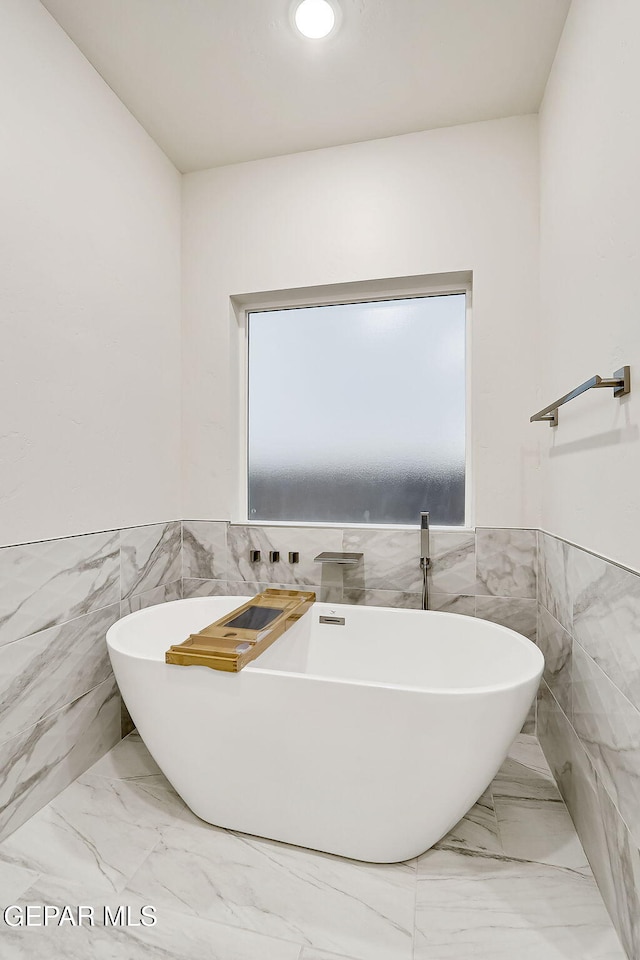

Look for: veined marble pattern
[120,521,182,600]
[429,530,476,595]
[342,528,421,592]
[428,593,476,616]
[227,524,342,587]
[4,877,302,960]
[120,579,182,616]
[0,773,197,895]
[474,596,537,641]
[182,579,250,600]
[0,677,120,841]
[0,531,119,647]
[0,604,119,744]
[538,681,640,960]
[537,604,572,714]
[415,848,625,959]
[434,788,502,855]
[0,859,39,905]
[182,519,227,581]
[570,547,640,714]
[342,588,422,609]
[476,527,537,598]
[87,730,164,784]
[124,821,416,960]
[571,642,640,848]
[0,731,626,960]
[539,532,572,632]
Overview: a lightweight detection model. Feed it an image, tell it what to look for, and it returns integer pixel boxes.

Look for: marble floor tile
[0,859,39,904]
[434,789,503,855]
[120,521,182,600]
[491,763,562,802]
[507,733,555,778]
[0,773,193,895]
[124,818,416,960]
[0,531,120,647]
[86,731,166,784]
[0,603,119,744]
[494,796,590,870]
[182,519,228,580]
[476,528,537,598]
[2,885,302,960]
[415,848,626,959]
[0,727,627,960]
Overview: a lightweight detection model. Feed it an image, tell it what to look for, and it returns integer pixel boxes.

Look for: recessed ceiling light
[293,0,337,40]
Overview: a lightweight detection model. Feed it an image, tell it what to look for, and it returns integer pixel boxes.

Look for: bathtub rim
[107,597,544,698]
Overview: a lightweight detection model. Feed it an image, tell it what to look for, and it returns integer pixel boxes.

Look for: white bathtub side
[109,647,539,862]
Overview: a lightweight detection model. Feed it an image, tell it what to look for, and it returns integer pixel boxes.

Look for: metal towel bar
[530,366,630,427]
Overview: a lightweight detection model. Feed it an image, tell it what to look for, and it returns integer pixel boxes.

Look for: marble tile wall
[182,521,540,732]
[536,531,640,960]
[182,522,538,629]
[0,520,182,842]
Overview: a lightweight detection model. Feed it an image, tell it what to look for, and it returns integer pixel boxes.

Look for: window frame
[230,273,473,531]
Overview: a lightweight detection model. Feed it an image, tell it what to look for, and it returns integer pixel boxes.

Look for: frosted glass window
[247,294,466,526]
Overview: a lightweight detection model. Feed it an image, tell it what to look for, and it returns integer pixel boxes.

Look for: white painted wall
[539,0,640,571]
[0,0,182,547]
[182,116,540,528]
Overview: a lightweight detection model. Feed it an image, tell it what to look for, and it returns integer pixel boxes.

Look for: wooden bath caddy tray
[165,588,316,672]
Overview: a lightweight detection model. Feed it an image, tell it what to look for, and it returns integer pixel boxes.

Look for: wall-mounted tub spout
[420,512,430,611]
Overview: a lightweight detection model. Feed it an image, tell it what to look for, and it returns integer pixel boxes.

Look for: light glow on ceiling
[294,0,337,39]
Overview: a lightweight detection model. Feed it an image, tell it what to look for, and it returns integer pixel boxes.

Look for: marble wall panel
[537,605,572,715]
[538,532,572,632]
[0,677,120,841]
[182,521,227,581]
[227,525,342,587]
[427,594,476,617]
[475,528,537,598]
[342,589,422,609]
[120,580,182,617]
[474,597,537,642]
[0,531,119,648]
[120,521,182,600]
[538,681,640,960]
[428,531,476,596]
[570,548,640,714]
[0,604,119,744]
[571,641,640,847]
[342,529,422,592]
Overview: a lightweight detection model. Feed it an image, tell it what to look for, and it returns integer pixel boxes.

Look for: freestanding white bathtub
[107,597,543,863]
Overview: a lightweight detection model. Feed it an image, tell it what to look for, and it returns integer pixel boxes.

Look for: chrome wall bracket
[530,365,631,428]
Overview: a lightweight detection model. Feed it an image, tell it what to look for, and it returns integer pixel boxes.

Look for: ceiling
[39,0,571,173]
